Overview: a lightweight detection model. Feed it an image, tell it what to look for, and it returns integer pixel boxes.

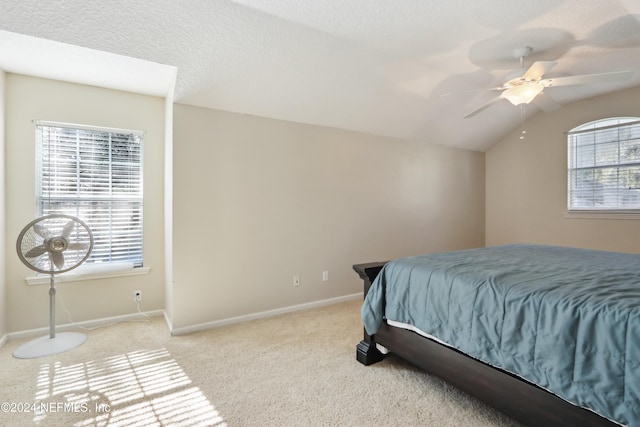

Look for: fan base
[13,332,87,359]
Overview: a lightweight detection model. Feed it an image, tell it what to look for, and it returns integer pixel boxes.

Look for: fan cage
[17,214,94,275]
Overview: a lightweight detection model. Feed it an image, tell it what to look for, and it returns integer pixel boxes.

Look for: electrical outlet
[134,290,142,302]
[293,275,301,287]
[322,271,329,282]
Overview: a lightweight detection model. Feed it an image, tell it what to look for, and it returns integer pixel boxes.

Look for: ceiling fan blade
[68,242,89,251]
[532,92,561,112]
[541,70,632,87]
[61,220,76,238]
[33,223,52,239]
[441,86,503,97]
[25,245,47,258]
[464,95,504,119]
[51,252,65,269]
[522,61,557,80]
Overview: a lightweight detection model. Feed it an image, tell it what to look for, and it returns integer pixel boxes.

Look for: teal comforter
[362,245,640,426]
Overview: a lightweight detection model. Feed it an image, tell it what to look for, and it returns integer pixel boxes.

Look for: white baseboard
[6,309,165,341]
[171,292,363,336]
[5,293,364,341]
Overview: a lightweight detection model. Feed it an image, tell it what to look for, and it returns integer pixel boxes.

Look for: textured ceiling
[0,0,639,151]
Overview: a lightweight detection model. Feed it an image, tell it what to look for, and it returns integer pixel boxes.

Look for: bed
[354,244,640,427]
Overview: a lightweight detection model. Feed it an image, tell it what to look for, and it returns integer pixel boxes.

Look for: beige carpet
[0,300,522,426]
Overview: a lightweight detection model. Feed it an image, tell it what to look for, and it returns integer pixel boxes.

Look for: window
[567,117,640,212]
[36,121,144,267]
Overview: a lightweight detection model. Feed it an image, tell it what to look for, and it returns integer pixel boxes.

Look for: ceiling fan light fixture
[502,82,543,105]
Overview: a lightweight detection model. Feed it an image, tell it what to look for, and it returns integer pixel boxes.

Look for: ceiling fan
[463,47,633,119]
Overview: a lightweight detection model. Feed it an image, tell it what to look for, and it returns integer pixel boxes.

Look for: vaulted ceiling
[1,0,639,151]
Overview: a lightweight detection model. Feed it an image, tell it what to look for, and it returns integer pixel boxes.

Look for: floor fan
[13,214,94,359]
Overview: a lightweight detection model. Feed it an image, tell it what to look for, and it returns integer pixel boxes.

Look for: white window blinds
[36,122,144,266]
[568,117,640,211]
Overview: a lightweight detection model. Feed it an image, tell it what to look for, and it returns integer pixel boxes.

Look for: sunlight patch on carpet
[32,348,226,426]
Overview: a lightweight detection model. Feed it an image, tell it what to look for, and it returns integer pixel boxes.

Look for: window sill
[25,264,150,286]
[564,211,640,220]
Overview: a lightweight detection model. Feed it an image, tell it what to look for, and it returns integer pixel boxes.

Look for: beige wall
[171,104,485,329]
[5,74,166,333]
[486,86,640,253]
[0,69,6,339]
[2,74,485,336]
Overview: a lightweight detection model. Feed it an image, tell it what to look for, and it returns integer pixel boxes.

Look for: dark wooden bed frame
[353,262,617,427]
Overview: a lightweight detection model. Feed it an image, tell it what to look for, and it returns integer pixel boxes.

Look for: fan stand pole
[49,274,56,339]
